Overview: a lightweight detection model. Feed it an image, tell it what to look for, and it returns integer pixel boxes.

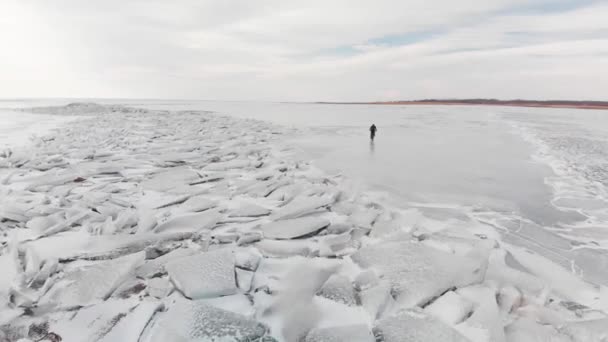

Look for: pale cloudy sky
[1,0,607,101]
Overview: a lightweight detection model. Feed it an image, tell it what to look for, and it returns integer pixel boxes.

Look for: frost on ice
[143,298,267,342]
[166,248,237,299]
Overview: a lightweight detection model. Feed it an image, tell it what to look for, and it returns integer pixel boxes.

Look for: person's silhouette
[369,124,377,141]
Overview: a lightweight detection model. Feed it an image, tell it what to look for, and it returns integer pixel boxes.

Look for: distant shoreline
[316,99,608,110]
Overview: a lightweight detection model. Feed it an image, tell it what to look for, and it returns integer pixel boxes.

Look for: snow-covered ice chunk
[425,291,473,325]
[374,308,470,342]
[143,299,267,342]
[305,325,375,342]
[272,195,334,221]
[560,318,608,342]
[317,274,356,306]
[229,202,271,217]
[50,299,140,342]
[153,209,221,233]
[348,209,380,229]
[262,216,330,240]
[235,247,262,271]
[146,278,173,299]
[136,247,199,278]
[256,239,314,258]
[39,252,145,309]
[358,282,395,320]
[25,213,64,234]
[236,268,254,292]
[166,248,237,299]
[173,195,217,214]
[505,318,570,342]
[98,300,164,342]
[203,159,250,171]
[351,241,486,307]
[140,167,200,191]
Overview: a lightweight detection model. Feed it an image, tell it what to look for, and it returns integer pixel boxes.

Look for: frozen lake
[115,101,606,225]
[125,100,608,286]
[5,99,608,285]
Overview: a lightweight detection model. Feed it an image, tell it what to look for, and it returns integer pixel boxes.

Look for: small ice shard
[39,252,145,309]
[374,308,470,342]
[236,268,254,292]
[235,247,262,271]
[146,278,173,299]
[136,208,157,233]
[318,232,352,257]
[316,274,356,306]
[272,195,334,221]
[143,299,267,342]
[424,291,474,325]
[457,286,505,342]
[203,159,250,171]
[358,282,395,320]
[349,209,380,229]
[140,167,200,191]
[139,192,190,210]
[352,241,486,308]
[153,209,221,233]
[175,195,217,213]
[112,279,147,299]
[256,239,314,258]
[98,301,164,342]
[166,248,237,299]
[262,216,330,240]
[25,213,64,234]
[497,285,523,314]
[305,325,375,342]
[325,222,352,235]
[229,202,271,217]
[237,231,263,246]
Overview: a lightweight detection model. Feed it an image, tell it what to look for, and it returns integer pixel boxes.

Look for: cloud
[0,0,606,100]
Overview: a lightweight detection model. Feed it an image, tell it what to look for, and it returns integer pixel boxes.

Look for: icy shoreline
[1,104,607,342]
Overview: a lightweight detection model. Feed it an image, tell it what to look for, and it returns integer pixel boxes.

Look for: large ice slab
[374,308,470,342]
[272,195,334,221]
[317,274,356,306]
[351,241,486,307]
[262,216,330,239]
[39,252,145,309]
[143,299,267,342]
[166,248,237,299]
[153,209,222,233]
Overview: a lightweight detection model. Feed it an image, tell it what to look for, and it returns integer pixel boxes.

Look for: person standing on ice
[369,124,377,141]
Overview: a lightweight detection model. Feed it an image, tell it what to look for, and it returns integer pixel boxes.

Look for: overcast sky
[1,0,607,101]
